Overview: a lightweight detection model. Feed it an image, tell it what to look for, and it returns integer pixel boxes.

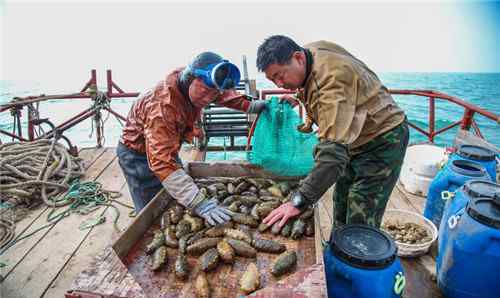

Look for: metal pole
[429,97,435,142]
[0,128,29,141]
[15,109,22,138]
[107,70,113,97]
[28,106,34,140]
[242,55,251,96]
[461,109,474,131]
[92,72,103,147]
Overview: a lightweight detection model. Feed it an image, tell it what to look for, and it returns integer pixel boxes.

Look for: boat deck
[0,146,203,298]
[1,146,441,298]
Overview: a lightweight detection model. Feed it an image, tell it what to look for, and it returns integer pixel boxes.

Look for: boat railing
[1,71,498,152]
[259,89,499,144]
[0,70,138,154]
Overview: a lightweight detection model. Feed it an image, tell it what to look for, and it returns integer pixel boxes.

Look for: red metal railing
[1,71,498,151]
[0,70,139,152]
[258,89,500,143]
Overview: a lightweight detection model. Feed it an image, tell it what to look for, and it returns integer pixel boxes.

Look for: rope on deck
[0,138,133,255]
[0,138,85,207]
[0,203,15,251]
[0,180,133,254]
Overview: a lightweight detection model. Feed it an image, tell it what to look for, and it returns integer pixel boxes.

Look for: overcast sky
[1,0,499,91]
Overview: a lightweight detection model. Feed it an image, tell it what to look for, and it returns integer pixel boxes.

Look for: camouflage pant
[333,121,409,228]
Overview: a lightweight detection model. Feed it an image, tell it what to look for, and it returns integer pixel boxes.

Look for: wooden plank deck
[0,146,201,298]
[2,144,443,297]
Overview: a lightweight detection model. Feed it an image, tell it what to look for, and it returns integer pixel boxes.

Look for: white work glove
[192,197,234,226]
[162,169,233,226]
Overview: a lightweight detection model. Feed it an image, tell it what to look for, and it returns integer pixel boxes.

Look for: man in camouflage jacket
[260,35,409,229]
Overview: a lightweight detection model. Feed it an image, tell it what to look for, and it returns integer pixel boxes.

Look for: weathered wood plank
[401,256,443,298]
[42,179,136,298]
[68,246,146,298]
[314,187,334,263]
[112,190,170,260]
[67,145,206,296]
[1,149,117,298]
[387,197,397,209]
[388,187,418,213]
[188,161,303,180]
[395,181,426,214]
[0,148,111,278]
[3,147,105,253]
[78,147,107,169]
[314,206,324,264]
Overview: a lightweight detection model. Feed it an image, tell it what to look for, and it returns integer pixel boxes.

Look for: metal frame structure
[200,55,258,151]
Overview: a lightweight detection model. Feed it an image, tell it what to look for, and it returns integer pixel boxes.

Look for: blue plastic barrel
[323,224,405,298]
[424,159,490,227]
[437,182,500,298]
[450,144,497,181]
[440,180,499,231]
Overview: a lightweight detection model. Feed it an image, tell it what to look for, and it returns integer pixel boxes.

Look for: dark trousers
[117,142,177,213]
[333,121,410,228]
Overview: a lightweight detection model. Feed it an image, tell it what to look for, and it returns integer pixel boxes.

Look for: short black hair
[256,35,302,72]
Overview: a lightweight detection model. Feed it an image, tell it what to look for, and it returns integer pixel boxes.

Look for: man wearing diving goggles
[117,52,266,225]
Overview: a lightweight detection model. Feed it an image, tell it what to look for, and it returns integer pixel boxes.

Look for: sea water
[1,73,499,161]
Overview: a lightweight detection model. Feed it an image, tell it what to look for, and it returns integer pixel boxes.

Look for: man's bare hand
[262,201,301,228]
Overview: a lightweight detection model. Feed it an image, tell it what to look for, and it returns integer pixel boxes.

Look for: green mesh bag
[247,96,318,176]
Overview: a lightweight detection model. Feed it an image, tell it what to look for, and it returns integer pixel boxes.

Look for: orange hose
[246,113,260,151]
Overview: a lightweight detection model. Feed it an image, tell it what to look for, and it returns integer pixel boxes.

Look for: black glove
[247,100,267,114]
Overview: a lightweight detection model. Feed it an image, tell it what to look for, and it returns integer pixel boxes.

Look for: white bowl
[381,209,438,258]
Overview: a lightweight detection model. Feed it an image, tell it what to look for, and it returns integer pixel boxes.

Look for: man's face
[264,51,306,91]
[188,78,220,108]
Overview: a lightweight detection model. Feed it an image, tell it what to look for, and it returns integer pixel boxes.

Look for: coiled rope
[0,203,15,251]
[0,138,85,207]
[0,138,133,254]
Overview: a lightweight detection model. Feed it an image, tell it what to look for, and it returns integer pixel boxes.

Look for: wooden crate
[110,161,317,298]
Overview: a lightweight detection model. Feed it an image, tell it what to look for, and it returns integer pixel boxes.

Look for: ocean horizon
[1,72,499,160]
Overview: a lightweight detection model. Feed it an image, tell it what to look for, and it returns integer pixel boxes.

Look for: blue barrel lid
[457,144,496,161]
[464,180,498,199]
[466,185,500,229]
[329,224,397,269]
[449,160,487,177]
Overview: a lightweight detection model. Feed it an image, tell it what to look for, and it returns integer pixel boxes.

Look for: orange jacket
[121,68,250,181]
